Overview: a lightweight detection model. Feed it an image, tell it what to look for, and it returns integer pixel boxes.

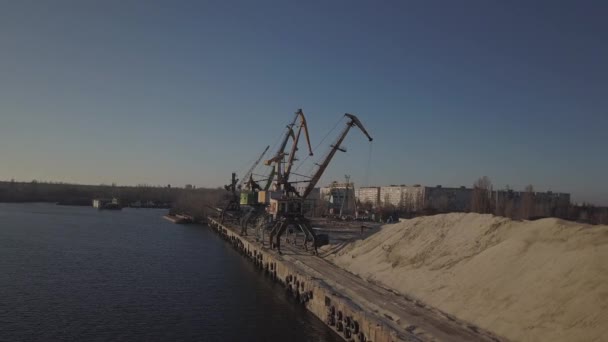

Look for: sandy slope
[324,213,608,342]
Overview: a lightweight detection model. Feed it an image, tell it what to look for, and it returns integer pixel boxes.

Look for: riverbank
[323,213,608,342]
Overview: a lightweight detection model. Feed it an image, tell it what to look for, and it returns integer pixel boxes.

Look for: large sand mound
[325,213,608,342]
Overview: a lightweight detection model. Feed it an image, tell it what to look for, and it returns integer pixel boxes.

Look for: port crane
[268,113,373,254]
[220,172,240,224]
[264,109,313,191]
[239,109,313,234]
[219,145,269,224]
[239,145,270,192]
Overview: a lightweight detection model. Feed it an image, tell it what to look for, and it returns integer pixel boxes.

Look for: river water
[0,203,341,342]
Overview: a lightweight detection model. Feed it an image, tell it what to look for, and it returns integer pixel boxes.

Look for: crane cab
[240,192,258,205]
[268,198,303,219]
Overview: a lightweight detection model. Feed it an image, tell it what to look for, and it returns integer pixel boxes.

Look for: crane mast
[283,110,313,184]
[264,111,299,186]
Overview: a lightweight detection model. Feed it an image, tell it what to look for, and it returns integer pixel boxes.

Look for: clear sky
[1,1,607,204]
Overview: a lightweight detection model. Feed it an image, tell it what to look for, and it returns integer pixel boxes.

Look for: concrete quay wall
[207,217,407,342]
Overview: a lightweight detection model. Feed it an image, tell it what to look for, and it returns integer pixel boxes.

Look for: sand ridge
[324,213,608,342]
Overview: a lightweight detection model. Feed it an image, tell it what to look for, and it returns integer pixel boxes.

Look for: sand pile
[325,213,608,342]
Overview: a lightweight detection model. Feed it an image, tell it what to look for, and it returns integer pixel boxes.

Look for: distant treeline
[170,189,227,222]
[0,180,226,219]
[468,176,608,225]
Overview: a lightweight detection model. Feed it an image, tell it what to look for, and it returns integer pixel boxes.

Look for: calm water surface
[0,203,341,342]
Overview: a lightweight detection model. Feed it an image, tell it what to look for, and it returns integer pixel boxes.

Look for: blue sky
[1,1,607,204]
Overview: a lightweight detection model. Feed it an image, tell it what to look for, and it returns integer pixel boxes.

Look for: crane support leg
[239,214,248,235]
[240,209,257,235]
[274,221,289,253]
[299,221,317,254]
[271,217,318,255]
[269,220,283,249]
[272,221,286,252]
[296,223,309,250]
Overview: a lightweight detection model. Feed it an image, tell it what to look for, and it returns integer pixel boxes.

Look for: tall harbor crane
[219,145,268,224]
[282,110,313,186]
[268,113,373,254]
[239,109,312,234]
[239,145,270,192]
[264,109,313,191]
[219,172,240,224]
[300,114,372,198]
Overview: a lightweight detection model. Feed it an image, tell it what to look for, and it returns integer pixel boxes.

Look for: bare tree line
[472,177,538,220]
[470,176,606,225]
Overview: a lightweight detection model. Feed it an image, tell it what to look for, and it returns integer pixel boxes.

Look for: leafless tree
[361,200,374,211]
[597,209,608,225]
[520,184,535,219]
[504,196,516,219]
[398,190,405,212]
[471,176,493,214]
[402,192,414,213]
[383,193,391,208]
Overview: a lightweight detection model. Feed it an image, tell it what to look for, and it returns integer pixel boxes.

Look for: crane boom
[265,111,299,166]
[239,145,270,190]
[301,113,373,199]
[264,167,275,190]
[265,109,313,190]
[263,111,300,187]
[283,109,313,183]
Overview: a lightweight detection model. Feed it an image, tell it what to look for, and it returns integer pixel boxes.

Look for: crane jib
[301,113,373,199]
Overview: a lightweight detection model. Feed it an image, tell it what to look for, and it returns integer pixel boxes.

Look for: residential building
[355,186,381,207]
[352,181,572,217]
